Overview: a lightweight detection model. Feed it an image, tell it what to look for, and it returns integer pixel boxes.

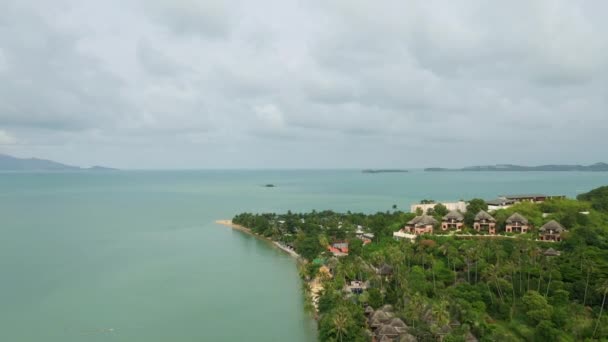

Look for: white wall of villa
[410,201,467,213]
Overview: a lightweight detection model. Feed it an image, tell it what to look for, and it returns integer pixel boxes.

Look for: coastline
[215,219,320,314]
[215,219,301,259]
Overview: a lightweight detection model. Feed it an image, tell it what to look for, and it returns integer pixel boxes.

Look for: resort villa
[403,215,437,235]
[473,210,497,234]
[393,197,568,241]
[539,220,567,241]
[441,210,464,231]
[505,213,530,233]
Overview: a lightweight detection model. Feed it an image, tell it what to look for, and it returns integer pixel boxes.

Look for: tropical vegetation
[233,186,608,341]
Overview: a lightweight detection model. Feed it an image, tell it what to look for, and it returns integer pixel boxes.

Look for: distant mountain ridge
[0,154,117,171]
[425,163,608,172]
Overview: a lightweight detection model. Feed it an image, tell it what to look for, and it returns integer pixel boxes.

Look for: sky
[0,0,607,169]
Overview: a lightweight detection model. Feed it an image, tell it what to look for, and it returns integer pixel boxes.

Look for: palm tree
[331,308,351,342]
[593,280,608,338]
[505,261,517,302]
[584,261,595,306]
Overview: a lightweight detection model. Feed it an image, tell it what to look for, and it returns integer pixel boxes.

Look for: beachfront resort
[229,186,608,341]
[394,194,568,243]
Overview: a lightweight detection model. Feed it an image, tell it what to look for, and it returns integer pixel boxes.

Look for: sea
[1,170,607,341]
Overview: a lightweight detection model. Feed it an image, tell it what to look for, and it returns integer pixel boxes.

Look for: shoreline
[214,219,320,314]
[215,220,301,259]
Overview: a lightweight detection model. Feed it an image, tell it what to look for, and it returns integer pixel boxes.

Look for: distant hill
[0,154,117,171]
[425,163,608,172]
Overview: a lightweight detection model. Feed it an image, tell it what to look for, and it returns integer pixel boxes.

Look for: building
[328,241,348,256]
[500,194,565,203]
[539,220,566,242]
[442,210,464,231]
[505,213,530,233]
[355,226,374,244]
[410,201,467,214]
[403,214,438,235]
[473,210,497,234]
[393,230,416,241]
[486,198,516,211]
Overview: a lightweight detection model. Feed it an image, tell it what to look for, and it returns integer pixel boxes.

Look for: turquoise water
[1,170,607,341]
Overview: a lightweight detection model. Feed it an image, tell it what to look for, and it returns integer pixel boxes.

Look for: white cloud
[0,130,17,145]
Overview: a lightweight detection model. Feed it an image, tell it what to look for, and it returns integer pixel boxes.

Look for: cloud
[143,0,236,38]
[0,0,607,168]
[0,130,17,145]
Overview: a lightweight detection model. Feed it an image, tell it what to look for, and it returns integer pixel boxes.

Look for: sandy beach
[215,219,301,258]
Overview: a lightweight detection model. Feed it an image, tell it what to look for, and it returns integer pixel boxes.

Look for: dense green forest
[233,186,608,341]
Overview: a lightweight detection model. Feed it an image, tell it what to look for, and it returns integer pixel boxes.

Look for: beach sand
[215,219,301,258]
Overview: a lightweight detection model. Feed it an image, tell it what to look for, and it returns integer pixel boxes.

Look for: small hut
[442,210,464,231]
[505,212,529,233]
[389,317,408,333]
[403,214,437,235]
[539,220,566,241]
[376,324,400,340]
[473,210,496,234]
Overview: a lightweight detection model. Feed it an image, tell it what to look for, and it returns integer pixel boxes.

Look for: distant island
[362,169,409,174]
[0,154,117,171]
[425,162,608,172]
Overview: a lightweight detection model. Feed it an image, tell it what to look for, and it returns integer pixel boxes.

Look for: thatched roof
[506,212,528,224]
[365,306,375,315]
[370,310,391,324]
[400,333,418,342]
[474,210,495,222]
[379,335,393,342]
[544,248,561,257]
[443,210,464,221]
[369,317,384,329]
[389,318,408,333]
[407,214,438,226]
[381,304,394,312]
[540,220,565,232]
[376,324,399,338]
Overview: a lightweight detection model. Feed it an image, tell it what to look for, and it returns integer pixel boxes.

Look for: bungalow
[473,210,496,234]
[505,213,530,233]
[328,241,348,256]
[539,220,566,242]
[403,214,438,235]
[442,210,464,231]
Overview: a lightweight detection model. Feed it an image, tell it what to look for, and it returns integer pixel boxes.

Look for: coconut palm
[331,309,351,342]
[593,280,608,338]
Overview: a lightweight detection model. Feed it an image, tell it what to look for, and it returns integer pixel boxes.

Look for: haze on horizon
[1,0,607,169]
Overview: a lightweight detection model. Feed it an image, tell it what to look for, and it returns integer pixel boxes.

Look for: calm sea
[1,170,607,341]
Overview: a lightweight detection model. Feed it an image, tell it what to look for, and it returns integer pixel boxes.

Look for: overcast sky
[1,0,607,169]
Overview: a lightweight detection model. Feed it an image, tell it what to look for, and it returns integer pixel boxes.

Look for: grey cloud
[143,0,237,38]
[1,0,607,168]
